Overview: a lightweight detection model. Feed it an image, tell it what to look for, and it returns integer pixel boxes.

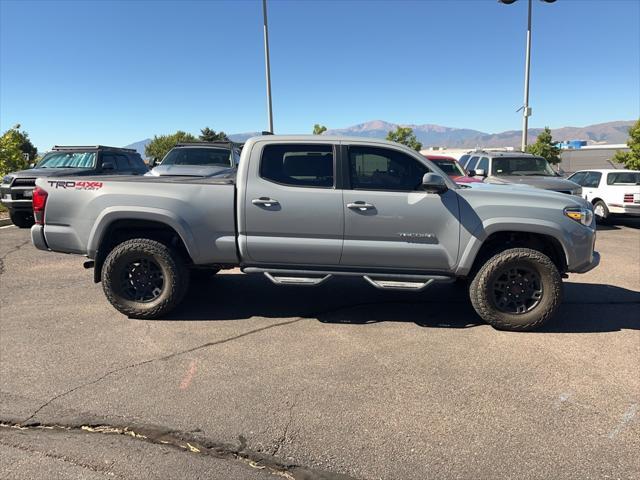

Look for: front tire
[469,248,562,331]
[102,238,189,319]
[10,211,34,228]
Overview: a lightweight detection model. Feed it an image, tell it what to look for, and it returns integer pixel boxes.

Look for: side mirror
[102,161,115,171]
[150,158,159,167]
[475,168,486,177]
[467,169,476,177]
[422,173,448,194]
[29,163,35,169]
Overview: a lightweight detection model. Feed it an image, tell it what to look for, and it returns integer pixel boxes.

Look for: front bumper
[572,251,600,274]
[608,204,640,216]
[1,186,34,211]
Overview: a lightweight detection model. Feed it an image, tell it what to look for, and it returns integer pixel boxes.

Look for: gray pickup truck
[30,135,599,331]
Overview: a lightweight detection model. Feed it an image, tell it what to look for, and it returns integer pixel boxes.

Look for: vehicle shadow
[165,274,640,333]
[597,217,640,231]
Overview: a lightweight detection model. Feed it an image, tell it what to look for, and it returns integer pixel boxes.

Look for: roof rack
[52,145,137,152]
[175,141,242,148]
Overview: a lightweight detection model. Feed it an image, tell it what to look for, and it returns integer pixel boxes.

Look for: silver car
[460,151,582,195]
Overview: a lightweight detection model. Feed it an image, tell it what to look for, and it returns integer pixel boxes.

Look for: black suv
[1,145,148,228]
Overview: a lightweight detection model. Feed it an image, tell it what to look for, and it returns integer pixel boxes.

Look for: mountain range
[125,120,634,157]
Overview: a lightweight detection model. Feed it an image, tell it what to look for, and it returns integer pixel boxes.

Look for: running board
[364,276,434,291]
[243,267,454,291]
[264,272,332,286]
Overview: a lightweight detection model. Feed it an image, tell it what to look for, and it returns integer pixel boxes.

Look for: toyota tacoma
[30,135,599,331]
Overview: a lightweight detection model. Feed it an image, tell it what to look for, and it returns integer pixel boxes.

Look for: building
[558,144,629,172]
[556,140,587,149]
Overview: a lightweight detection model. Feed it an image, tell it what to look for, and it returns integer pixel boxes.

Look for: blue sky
[1,0,638,150]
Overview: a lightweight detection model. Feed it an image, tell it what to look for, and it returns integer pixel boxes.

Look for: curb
[0,218,13,227]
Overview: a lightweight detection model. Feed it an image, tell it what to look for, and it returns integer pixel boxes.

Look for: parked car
[460,151,582,195]
[423,155,482,184]
[0,145,147,228]
[147,142,241,177]
[566,169,640,223]
[30,135,599,331]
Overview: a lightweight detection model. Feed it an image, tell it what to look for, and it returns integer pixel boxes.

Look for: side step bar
[363,276,434,291]
[263,272,332,286]
[243,267,454,291]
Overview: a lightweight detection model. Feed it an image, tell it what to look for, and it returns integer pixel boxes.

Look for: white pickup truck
[567,169,640,223]
[30,135,600,331]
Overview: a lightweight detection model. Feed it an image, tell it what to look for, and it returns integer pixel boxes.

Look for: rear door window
[607,172,640,185]
[260,144,334,188]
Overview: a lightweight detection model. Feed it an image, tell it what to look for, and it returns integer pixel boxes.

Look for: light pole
[262,0,274,133]
[499,0,556,151]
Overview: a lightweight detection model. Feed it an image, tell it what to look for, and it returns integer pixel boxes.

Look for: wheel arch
[89,209,197,283]
[458,221,569,277]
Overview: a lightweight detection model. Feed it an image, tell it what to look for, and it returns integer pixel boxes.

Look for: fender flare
[87,207,200,261]
[456,217,570,276]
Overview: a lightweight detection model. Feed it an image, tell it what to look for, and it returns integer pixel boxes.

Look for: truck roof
[466,150,541,158]
[571,168,638,174]
[52,145,137,153]
[174,141,241,148]
[243,134,423,152]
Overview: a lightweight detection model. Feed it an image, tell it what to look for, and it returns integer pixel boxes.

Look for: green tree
[199,127,229,142]
[10,124,38,161]
[386,126,422,151]
[0,125,31,175]
[612,119,640,170]
[145,131,197,162]
[312,124,327,135]
[525,126,561,164]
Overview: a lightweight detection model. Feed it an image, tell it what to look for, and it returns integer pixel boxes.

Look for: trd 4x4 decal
[47,180,103,190]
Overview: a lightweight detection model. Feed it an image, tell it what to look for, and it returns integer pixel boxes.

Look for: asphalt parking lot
[0,220,638,480]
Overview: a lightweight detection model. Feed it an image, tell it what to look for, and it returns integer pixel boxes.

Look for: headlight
[2,175,14,185]
[564,207,594,227]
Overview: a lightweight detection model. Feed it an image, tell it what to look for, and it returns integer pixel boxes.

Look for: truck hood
[146,164,234,177]
[486,175,581,193]
[460,181,590,208]
[8,167,94,178]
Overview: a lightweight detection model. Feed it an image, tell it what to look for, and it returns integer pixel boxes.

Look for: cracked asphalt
[1,220,639,479]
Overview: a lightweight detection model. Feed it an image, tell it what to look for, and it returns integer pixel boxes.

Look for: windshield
[36,151,96,168]
[431,159,465,177]
[161,147,232,167]
[491,156,556,176]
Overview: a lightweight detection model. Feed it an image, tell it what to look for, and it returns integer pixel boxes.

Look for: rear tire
[593,200,609,224]
[469,248,562,331]
[10,211,34,228]
[102,238,189,319]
